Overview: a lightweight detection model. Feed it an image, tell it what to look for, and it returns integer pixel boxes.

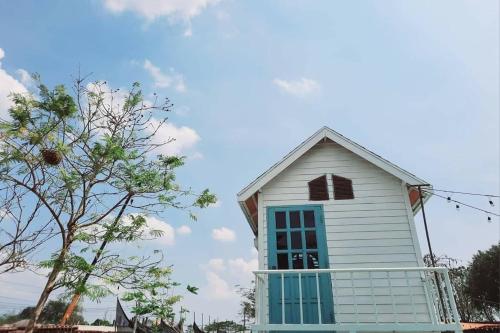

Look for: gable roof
[238,126,429,203]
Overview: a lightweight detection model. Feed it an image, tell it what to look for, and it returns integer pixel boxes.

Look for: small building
[237,127,461,333]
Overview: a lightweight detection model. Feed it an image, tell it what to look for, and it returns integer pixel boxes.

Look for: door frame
[266,204,334,324]
[267,204,330,270]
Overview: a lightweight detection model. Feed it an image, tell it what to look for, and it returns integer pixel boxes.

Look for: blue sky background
[0,0,498,324]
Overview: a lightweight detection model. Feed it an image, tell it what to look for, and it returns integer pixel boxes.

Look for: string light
[487,216,492,223]
[417,186,499,211]
[423,190,500,217]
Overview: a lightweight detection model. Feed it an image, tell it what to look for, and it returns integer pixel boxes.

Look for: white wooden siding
[259,140,430,323]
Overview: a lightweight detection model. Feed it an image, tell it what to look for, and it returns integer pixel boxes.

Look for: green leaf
[186,285,198,295]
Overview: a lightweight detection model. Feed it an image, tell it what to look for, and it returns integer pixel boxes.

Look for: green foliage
[468,244,500,321]
[186,285,198,295]
[0,300,85,325]
[37,82,77,119]
[0,75,216,328]
[195,189,217,208]
[204,320,245,333]
[424,247,500,321]
[236,282,255,325]
[91,318,112,326]
[121,266,188,321]
[0,312,21,325]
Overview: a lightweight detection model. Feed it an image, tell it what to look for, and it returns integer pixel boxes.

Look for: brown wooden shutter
[332,175,354,200]
[308,175,329,201]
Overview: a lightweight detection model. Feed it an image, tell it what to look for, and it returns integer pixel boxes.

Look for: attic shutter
[332,175,354,200]
[308,175,329,201]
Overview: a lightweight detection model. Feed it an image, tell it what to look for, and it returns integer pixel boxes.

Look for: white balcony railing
[253,267,462,333]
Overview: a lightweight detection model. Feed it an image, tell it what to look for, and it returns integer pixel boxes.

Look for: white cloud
[0,48,28,120]
[140,215,176,246]
[0,208,11,220]
[86,81,131,111]
[273,77,320,97]
[198,256,254,305]
[211,227,236,242]
[16,69,34,87]
[176,225,192,235]
[146,118,201,156]
[209,199,222,208]
[183,23,193,37]
[0,269,52,306]
[87,81,200,157]
[174,105,190,117]
[206,258,225,271]
[188,151,204,160]
[103,0,221,35]
[104,0,221,21]
[143,59,186,93]
[205,271,235,299]
[215,9,229,21]
[228,257,258,282]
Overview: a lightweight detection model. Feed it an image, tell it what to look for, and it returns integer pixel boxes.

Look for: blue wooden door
[268,205,334,325]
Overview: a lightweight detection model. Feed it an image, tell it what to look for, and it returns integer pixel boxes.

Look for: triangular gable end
[237,126,431,233]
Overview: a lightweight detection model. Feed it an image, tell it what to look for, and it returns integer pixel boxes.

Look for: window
[303,210,315,227]
[276,232,287,250]
[292,252,304,269]
[290,231,302,249]
[289,211,301,228]
[306,252,319,269]
[305,231,317,249]
[332,175,354,200]
[275,211,286,229]
[277,253,288,269]
[308,175,329,201]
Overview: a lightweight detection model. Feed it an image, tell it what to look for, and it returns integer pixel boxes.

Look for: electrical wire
[423,190,500,217]
[427,188,500,198]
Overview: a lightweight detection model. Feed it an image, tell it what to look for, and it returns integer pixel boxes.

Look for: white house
[237,127,461,333]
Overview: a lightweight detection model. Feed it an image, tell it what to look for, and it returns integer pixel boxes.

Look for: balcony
[253,267,462,333]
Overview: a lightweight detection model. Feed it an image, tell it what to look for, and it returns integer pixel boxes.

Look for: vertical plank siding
[260,141,430,323]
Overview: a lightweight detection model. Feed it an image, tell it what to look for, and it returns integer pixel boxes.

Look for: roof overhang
[237,126,432,233]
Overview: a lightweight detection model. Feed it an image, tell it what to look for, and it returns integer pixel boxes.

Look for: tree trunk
[60,292,81,325]
[25,246,68,333]
[61,195,133,324]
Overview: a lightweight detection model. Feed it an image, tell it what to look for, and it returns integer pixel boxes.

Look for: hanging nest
[41,148,62,165]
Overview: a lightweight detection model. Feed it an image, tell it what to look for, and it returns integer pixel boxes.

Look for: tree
[91,318,112,326]
[236,282,255,329]
[424,250,500,322]
[39,300,86,324]
[424,254,480,322]
[204,320,245,333]
[0,181,54,273]
[468,244,500,321]
[0,76,215,333]
[122,265,189,324]
[0,300,85,325]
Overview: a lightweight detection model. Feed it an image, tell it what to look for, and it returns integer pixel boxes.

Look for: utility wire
[428,188,500,198]
[423,190,500,217]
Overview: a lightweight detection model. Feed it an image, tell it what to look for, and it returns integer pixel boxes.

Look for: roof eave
[238,200,258,235]
[237,126,430,202]
[237,127,329,202]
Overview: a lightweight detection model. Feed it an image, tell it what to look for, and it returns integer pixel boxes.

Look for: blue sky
[0,0,498,324]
